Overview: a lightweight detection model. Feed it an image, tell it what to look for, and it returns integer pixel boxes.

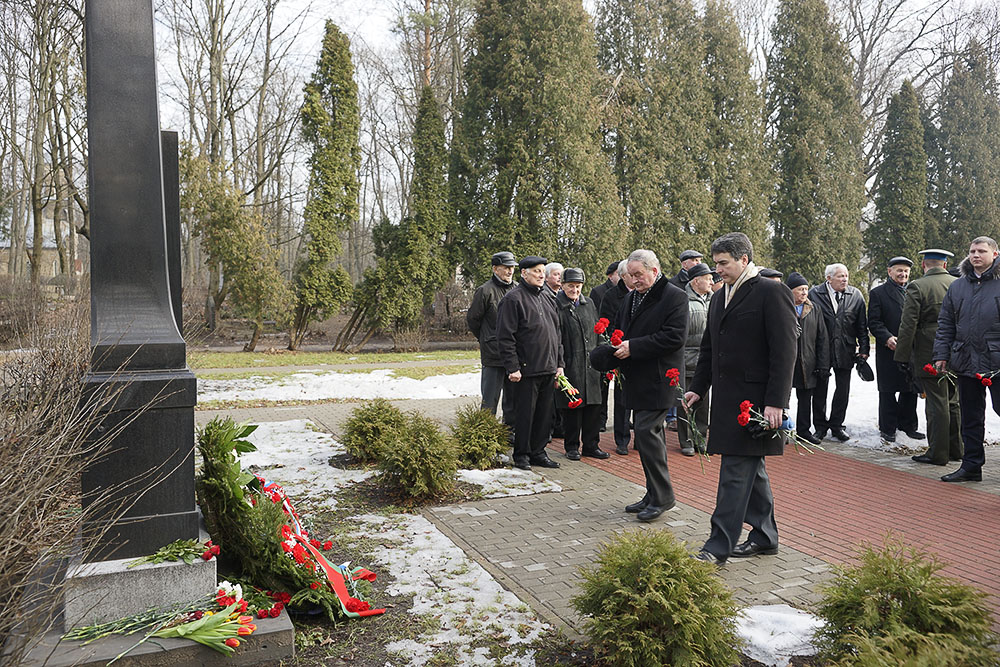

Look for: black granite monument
[81,0,198,561]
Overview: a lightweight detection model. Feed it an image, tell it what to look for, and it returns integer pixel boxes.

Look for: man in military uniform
[895,250,961,466]
[868,256,922,443]
[467,251,518,430]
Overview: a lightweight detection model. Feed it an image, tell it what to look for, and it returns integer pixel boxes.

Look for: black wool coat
[466,275,515,366]
[615,275,688,412]
[868,281,909,392]
[589,278,615,314]
[808,284,870,369]
[600,279,629,328]
[555,292,603,407]
[793,300,829,390]
[690,275,797,456]
[496,282,564,377]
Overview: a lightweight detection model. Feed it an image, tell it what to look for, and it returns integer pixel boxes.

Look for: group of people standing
[465,232,1000,565]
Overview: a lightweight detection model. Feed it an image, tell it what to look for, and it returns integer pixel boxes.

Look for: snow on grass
[737,604,823,667]
[198,368,481,403]
[789,363,1000,453]
[351,513,549,666]
[457,468,561,497]
[240,420,373,509]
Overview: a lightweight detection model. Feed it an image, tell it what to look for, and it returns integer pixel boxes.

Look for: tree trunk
[244,320,262,352]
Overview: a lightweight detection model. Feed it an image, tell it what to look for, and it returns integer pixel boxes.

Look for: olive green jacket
[894,267,956,377]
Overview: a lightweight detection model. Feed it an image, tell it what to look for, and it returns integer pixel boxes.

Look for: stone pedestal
[63,556,216,629]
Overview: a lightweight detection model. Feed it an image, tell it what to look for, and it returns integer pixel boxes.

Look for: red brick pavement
[550,431,1000,614]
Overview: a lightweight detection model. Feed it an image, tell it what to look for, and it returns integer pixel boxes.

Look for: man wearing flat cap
[467,251,518,432]
[669,249,704,289]
[868,256,923,443]
[496,256,565,470]
[896,249,961,466]
[759,268,784,281]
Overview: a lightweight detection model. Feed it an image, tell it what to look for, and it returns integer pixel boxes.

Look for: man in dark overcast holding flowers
[684,232,797,565]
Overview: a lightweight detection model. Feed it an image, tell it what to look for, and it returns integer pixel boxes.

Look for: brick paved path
[197,372,1000,636]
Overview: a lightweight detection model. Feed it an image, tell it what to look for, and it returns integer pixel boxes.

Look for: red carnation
[924,363,937,376]
[984,377,993,387]
[665,368,680,380]
[605,372,614,381]
[669,378,679,387]
[739,400,753,413]
[322,540,333,550]
[269,607,281,618]
[594,320,608,335]
[210,544,221,555]
[568,398,583,409]
[201,550,212,561]
[737,412,750,427]
[345,597,370,613]
[610,329,624,346]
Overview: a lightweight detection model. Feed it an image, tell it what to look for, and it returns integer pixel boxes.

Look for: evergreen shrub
[451,404,509,470]
[341,398,407,463]
[814,535,999,666]
[571,530,742,667]
[378,412,457,499]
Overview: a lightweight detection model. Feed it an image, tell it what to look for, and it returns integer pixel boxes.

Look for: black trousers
[813,367,852,431]
[612,380,631,448]
[877,390,918,435]
[481,366,516,432]
[633,409,675,508]
[794,386,814,434]
[511,373,555,463]
[703,455,778,559]
[561,403,603,453]
[956,374,1000,472]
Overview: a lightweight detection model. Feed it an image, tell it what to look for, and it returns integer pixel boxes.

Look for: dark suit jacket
[616,275,688,411]
[808,283,869,369]
[589,278,615,314]
[868,281,908,392]
[690,275,797,456]
[600,279,629,328]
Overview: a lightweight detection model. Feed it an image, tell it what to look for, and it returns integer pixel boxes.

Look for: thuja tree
[701,0,770,261]
[596,0,715,265]
[935,40,1000,251]
[452,0,623,286]
[866,81,927,278]
[290,21,359,350]
[767,0,865,283]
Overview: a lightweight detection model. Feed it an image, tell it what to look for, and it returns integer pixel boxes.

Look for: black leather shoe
[880,431,896,442]
[625,496,649,513]
[637,503,673,522]
[730,539,778,557]
[680,446,696,456]
[582,448,610,459]
[911,454,946,466]
[615,445,629,456]
[904,430,926,440]
[565,450,581,461]
[814,429,828,441]
[941,468,981,482]
[513,459,531,471]
[798,432,822,445]
[530,455,560,469]
[831,428,850,442]
[692,550,725,566]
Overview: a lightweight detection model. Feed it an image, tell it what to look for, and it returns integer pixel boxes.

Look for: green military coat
[894,267,957,378]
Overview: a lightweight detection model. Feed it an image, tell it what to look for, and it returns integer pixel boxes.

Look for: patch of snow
[737,604,823,667]
[788,364,1000,453]
[198,369,481,403]
[351,513,549,666]
[457,468,562,498]
[241,420,372,508]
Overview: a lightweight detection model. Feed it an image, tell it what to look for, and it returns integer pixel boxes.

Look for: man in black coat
[933,236,1000,483]
[467,251,518,430]
[496,256,564,471]
[613,249,688,522]
[808,263,869,442]
[685,233,797,565]
[668,249,704,289]
[601,259,633,454]
[868,256,922,443]
[589,261,621,433]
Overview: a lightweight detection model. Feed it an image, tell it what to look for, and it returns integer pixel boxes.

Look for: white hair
[627,249,661,272]
[825,263,849,279]
[617,259,629,275]
[544,262,563,278]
